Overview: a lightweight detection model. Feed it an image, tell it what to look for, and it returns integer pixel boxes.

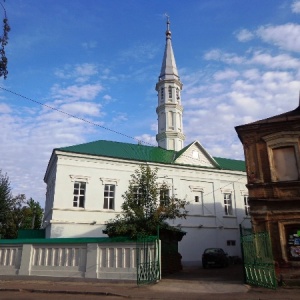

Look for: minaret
[155,17,185,151]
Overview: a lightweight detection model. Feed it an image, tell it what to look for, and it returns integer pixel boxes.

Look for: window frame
[263,131,300,182]
[100,178,119,211]
[159,187,170,206]
[70,175,90,209]
[73,181,86,208]
[168,85,172,99]
[104,184,115,210]
[223,192,233,216]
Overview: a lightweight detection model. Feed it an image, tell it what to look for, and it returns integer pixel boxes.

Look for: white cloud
[134,133,156,146]
[250,52,300,69]
[103,94,112,101]
[82,41,98,49]
[214,69,239,81]
[291,1,300,13]
[0,103,11,113]
[112,112,128,122]
[54,63,99,82]
[204,49,245,64]
[52,84,103,101]
[235,29,254,42]
[257,23,300,52]
[120,42,159,62]
[60,102,102,117]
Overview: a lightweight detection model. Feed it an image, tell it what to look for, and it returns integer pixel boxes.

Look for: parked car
[202,248,229,268]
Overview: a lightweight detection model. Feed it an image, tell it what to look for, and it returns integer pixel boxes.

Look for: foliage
[0,170,44,239]
[0,169,13,238]
[0,1,10,79]
[103,165,188,238]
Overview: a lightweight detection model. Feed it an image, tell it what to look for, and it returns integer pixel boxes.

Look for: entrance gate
[241,231,277,289]
[136,235,160,285]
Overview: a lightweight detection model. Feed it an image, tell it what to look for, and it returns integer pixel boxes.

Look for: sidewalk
[0,265,299,299]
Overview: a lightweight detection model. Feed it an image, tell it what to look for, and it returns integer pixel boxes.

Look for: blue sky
[1,0,300,206]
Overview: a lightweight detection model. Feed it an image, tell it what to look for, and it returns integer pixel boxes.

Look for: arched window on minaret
[168,86,172,100]
[161,87,164,102]
[176,88,180,102]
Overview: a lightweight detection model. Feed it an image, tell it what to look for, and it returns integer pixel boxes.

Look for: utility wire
[0,86,145,145]
[0,86,249,226]
[0,85,246,166]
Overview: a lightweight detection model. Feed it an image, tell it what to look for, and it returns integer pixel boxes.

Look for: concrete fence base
[0,239,160,281]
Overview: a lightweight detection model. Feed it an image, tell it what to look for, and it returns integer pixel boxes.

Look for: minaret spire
[155,17,185,151]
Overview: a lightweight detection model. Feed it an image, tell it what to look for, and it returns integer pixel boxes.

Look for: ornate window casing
[263,132,300,182]
[70,175,90,183]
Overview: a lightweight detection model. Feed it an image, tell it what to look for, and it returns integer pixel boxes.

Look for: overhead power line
[0,85,146,145]
[0,86,245,167]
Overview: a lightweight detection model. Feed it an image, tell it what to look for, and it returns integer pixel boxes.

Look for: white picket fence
[0,240,161,280]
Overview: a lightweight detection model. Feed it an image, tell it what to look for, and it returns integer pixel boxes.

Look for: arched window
[168,86,172,99]
[176,88,180,101]
[160,87,164,101]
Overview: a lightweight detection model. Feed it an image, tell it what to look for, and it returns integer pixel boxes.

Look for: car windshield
[205,248,223,254]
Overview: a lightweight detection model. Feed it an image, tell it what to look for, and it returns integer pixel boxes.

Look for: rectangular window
[227,240,236,246]
[73,181,86,208]
[160,188,169,206]
[168,86,172,98]
[273,146,298,181]
[133,186,142,205]
[160,87,164,101]
[244,195,249,216]
[104,184,115,209]
[224,193,233,216]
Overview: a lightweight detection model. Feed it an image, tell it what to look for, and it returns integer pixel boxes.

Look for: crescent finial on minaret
[164,13,171,38]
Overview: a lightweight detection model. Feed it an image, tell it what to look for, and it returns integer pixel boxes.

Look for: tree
[0,169,13,238]
[0,170,44,238]
[0,1,10,79]
[22,198,44,230]
[103,164,188,238]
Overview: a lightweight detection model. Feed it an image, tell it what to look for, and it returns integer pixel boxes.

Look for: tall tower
[156,18,185,151]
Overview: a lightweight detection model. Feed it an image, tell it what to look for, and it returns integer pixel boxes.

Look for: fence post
[18,244,32,275]
[85,243,98,278]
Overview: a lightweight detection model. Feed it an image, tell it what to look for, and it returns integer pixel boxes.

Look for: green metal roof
[57,140,245,172]
[214,157,246,172]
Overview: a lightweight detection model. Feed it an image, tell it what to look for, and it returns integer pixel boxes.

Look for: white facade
[43,20,250,267]
[44,141,250,266]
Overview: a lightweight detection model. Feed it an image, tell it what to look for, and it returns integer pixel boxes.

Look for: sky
[1,0,300,206]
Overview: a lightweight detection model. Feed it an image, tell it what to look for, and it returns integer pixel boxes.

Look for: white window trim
[221,189,234,216]
[189,185,204,193]
[70,175,90,183]
[100,178,119,186]
[241,191,250,216]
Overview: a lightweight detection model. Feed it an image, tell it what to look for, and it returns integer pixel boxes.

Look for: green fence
[136,235,160,285]
[241,231,277,289]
